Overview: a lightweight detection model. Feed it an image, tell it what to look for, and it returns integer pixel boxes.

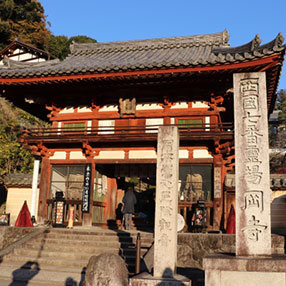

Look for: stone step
[21,243,143,256]
[43,228,154,240]
[31,237,133,247]
[8,248,137,265]
[40,233,153,245]
[30,237,151,249]
[3,255,89,268]
[0,227,152,279]
[0,261,84,285]
[11,247,121,260]
[3,254,136,270]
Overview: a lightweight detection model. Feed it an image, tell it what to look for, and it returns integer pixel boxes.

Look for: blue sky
[40,0,286,90]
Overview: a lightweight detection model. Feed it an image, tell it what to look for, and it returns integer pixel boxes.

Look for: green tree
[45,35,69,60]
[45,35,97,60]
[0,0,51,50]
[277,89,286,124]
[0,97,47,179]
[269,89,286,148]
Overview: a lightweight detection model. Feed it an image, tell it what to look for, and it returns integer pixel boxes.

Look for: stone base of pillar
[203,253,286,286]
[82,213,92,227]
[129,272,191,286]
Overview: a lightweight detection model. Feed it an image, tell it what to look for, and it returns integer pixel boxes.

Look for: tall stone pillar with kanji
[234,72,271,256]
[154,126,179,278]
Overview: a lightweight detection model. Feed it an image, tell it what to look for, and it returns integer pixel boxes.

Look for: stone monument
[84,253,128,286]
[203,72,286,286]
[130,126,190,285]
[234,73,271,256]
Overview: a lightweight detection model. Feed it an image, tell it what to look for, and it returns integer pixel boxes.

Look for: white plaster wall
[98,120,115,134]
[78,106,92,113]
[70,151,86,160]
[192,101,208,108]
[49,151,66,160]
[18,51,34,61]
[99,105,118,112]
[145,118,164,133]
[59,107,75,114]
[129,150,157,159]
[179,150,189,159]
[96,150,125,159]
[57,121,62,135]
[87,120,92,134]
[193,149,213,158]
[170,102,188,109]
[170,118,175,124]
[6,187,39,226]
[136,103,163,110]
[205,116,210,131]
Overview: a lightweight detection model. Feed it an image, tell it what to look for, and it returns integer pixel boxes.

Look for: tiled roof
[3,173,39,187]
[0,31,284,79]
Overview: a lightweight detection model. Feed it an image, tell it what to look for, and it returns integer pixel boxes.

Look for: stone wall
[177,233,284,269]
[0,226,35,250]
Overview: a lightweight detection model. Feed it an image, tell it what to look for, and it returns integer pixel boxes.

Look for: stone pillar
[233,72,271,256]
[30,159,40,219]
[213,155,223,230]
[154,126,179,278]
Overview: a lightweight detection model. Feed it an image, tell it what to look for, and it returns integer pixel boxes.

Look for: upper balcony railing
[22,122,234,143]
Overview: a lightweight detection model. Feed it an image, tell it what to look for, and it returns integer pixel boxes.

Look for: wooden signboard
[82,163,92,213]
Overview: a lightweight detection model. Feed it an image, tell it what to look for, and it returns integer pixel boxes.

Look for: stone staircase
[0,227,154,285]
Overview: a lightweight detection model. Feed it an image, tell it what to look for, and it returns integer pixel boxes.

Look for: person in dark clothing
[122,186,137,230]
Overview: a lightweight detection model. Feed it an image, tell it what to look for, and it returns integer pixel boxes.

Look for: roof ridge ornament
[251,34,262,51]
[274,32,284,48]
[222,29,230,45]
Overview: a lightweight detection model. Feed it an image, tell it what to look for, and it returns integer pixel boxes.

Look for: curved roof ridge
[257,32,285,51]
[69,30,230,55]
[212,33,285,55]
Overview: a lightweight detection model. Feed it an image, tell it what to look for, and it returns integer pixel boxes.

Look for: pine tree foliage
[46,35,97,60]
[0,1,97,180]
[0,97,48,180]
[0,0,51,50]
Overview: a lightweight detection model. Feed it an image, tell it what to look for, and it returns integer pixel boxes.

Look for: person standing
[122,186,137,230]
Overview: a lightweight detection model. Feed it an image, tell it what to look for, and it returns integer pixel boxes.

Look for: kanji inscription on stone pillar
[234,72,271,256]
[154,126,179,278]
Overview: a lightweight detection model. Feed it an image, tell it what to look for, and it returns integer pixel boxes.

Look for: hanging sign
[54,201,64,225]
[214,167,222,198]
[82,163,92,213]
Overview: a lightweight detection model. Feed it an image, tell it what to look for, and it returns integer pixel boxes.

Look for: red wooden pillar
[82,160,95,227]
[103,178,117,221]
[37,158,50,224]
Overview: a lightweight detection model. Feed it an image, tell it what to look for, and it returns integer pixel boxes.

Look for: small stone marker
[154,126,179,278]
[233,72,271,256]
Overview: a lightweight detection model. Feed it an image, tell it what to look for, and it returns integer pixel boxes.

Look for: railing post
[135,232,141,274]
